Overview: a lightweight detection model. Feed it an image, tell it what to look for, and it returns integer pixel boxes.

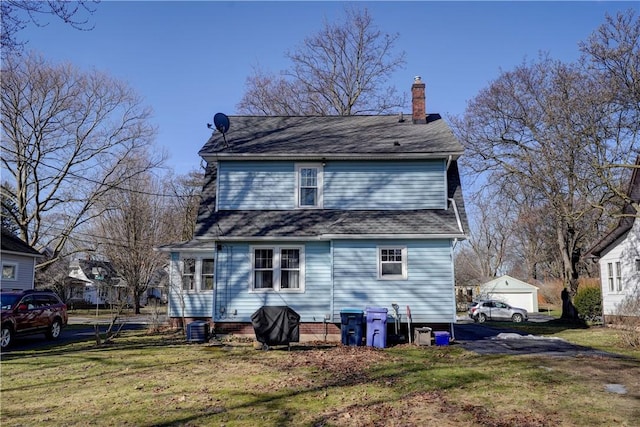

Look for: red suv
[1,289,68,349]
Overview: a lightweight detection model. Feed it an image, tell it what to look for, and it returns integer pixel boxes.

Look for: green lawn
[1,325,638,426]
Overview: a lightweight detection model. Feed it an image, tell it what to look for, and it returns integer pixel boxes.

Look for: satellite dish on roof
[213,113,230,133]
[206,113,230,147]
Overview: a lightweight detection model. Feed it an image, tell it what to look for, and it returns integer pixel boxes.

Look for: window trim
[249,245,305,293]
[377,246,408,280]
[2,262,18,281]
[295,163,323,209]
[607,262,614,292]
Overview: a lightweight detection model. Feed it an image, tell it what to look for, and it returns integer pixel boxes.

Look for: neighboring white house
[1,230,43,291]
[476,274,539,313]
[67,259,127,306]
[588,159,640,320]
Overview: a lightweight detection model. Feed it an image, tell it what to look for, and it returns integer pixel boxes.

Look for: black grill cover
[251,306,300,346]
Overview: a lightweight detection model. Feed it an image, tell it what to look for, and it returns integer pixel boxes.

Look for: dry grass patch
[1,329,639,426]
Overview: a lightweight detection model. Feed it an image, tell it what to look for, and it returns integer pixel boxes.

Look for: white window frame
[249,245,305,293]
[607,262,614,292]
[180,256,214,293]
[2,262,18,281]
[201,258,215,291]
[295,163,323,209]
[377,246,408,280]
[615,261,622,292]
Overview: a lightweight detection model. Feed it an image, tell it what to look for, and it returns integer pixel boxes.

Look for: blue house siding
[218,161,294,210]
[217,159,446,211]
[214,241,333,323]
[332,239,455,323]
[324,160,446,210]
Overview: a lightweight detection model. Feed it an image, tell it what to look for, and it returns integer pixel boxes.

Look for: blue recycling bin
[366,307,388,348]
[340,308,364,346]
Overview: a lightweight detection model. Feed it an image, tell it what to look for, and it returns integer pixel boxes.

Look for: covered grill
[250,306,300,349]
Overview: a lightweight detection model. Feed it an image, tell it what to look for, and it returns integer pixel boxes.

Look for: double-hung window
[181,258,196,291]
[251,246,304,292]
[615,261,622,292]
[180,256,215,292]
[607,262,614,292]
[296,164,323,208]
[378,246,407,280]
[201,259,215,291]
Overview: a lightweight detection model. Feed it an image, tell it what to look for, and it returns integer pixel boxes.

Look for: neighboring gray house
[1,230,43,291]
[476,275,539,313]
[158,77,468,340]
[588,158,640,320]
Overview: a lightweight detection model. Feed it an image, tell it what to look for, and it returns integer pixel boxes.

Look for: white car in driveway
[468,300,528,323]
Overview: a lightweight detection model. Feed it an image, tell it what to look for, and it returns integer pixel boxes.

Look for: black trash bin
[340,308,364,346]
[251,306,300,349]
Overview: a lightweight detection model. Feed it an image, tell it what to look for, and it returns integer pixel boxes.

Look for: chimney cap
[414,76,422,83]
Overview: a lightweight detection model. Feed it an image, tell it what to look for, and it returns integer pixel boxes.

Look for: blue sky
[17,1,638,175]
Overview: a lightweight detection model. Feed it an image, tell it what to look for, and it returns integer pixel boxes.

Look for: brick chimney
[411,76,426,124]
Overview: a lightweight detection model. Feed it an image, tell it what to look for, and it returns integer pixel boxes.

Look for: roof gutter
[202,151,464,163]
[194,233,467,242]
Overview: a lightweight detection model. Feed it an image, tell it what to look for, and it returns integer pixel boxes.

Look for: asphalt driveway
[453,321,621,358]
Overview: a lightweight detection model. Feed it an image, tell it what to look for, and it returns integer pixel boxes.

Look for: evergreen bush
[574,286,602,322]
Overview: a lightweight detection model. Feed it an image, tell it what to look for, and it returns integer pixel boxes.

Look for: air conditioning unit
[186,321,210,343]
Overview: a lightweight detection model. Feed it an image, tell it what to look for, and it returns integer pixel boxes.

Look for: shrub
[574,286,602,322]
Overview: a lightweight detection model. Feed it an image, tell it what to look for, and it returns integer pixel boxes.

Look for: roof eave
[0,249,44,258]
[200,151,464,162]
[196,233,467,242]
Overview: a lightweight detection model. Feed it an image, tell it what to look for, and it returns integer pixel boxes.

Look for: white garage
[477,275,539,313]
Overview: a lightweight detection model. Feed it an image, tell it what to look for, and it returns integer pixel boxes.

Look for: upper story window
[296,163,323,208]
[2,262,17,281]
[250,246,305,292]
[180,257,214,292]
[378,246,407,280]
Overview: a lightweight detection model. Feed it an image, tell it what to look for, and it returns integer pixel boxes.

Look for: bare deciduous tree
[453,54,627,309]
[580,9,640,215]
[1,53,163,267]
[1,0,98,55]
[165,168,204,242]
[238,7,406,116]
[91,168,171,314]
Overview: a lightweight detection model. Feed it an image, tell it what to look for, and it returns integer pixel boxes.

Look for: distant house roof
[0,230,43,258]
[588,157,640,257]
[199,115,464,160]
[76,259,119,281]
[480,275,539,292]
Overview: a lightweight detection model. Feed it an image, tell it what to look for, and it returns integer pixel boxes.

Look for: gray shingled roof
[1,230,42,257]
[199,115,463,159]
[196,208,464,241]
